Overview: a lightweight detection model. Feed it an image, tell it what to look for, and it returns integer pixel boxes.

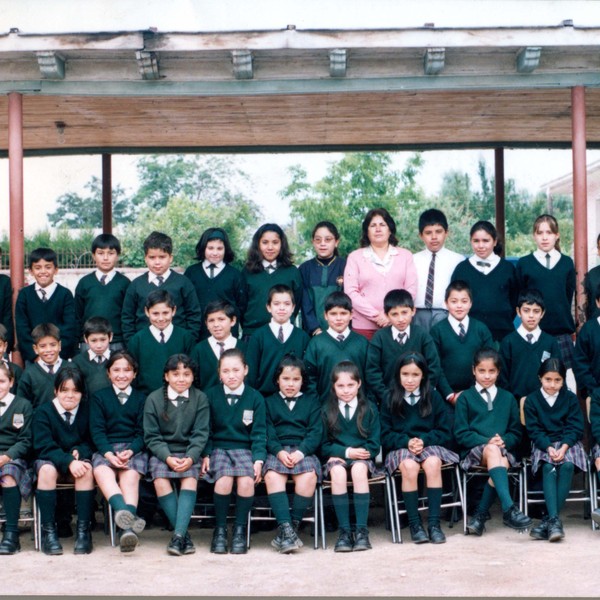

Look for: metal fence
[0,248,97,270]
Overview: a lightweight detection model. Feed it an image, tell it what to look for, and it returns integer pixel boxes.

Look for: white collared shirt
[448,314,470,336]
[208,335,237,358]
[327,327,351,342]
[36,281,57,301]
[279,390,302,411]
[364,245,397,274]
[533,248,561,269]
[391,325,410,343]
[167,385,190,407]
[269,320,294,343]
[338,397,358,420]
[224,383,245,396]
[149,324,174,343]
[414,247,464,309]
[203,259,225,278]
[262,259,278,273]
[87,348,111,363]
[541,388,558,407]
[95,269,116,284]
[148,270,172,285]
[38,358,63,374]
[468,252,501,274]
[517,324,541,344]
[404,390,420,406]
[53,397,79,421]
[477,384,497,405]
[112,384,133,400]
[0,393,14,417]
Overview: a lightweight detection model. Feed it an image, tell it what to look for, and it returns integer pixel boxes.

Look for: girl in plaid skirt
[524,358,585,542]
[380,352,458,544]
[264,355,322,553]
[91,351,148,553]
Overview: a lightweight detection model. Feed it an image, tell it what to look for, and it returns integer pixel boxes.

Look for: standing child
[33,367,95,555]
[452,221,519,343]
[381,352,457,544]
[143,354,210,556]
[239,223,302,339]
[246,284,309,397]
[75,233,130,350]
[15,247,77,362]
[121,231,203,345]
[128,289,195,395]
[71,316,112,396]
[90,351,148,553]
[264,355,322,553]
[190,300,246,391]
[202,348,266,555]
[366,288,441,407]
[454,348,531,536]
[0,362,33,554]
[413,209,464,332]
[184,227,245,340]
[0,247,14,353]
[0,324,23,393]
[298,221,346,337]
[516,214,576,369]
[321,360,380,552]
[573,281,600,401]
[583,233,600,321]
[524,358,585,542]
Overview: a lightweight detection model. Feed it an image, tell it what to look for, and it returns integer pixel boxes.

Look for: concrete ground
[4,501,599,598]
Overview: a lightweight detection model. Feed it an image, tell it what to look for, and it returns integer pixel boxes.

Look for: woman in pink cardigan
[344,208,418,340]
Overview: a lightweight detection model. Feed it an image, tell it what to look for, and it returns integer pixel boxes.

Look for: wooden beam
[516,47,541,73]
[35,51,65,79]
[329,49,347,78]
[231,50,253,79]
[423,48,445,75]
[135,50,160,80]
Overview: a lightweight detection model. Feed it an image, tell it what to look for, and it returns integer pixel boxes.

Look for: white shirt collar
[149,324,174,342]
[338,397,358,411]
[38,358,62,373]
[224,383,245,396]
[404,390,420,405]
[262,259,278,272]
[541,388,559,407]
[391,325,410,341]
[167,386,189,400]
[269,320,293,341]
[327,327,351,341]
[469,253,500,272]
[208,335,237,357]
[517,324,541,342]
[112,384,132,397]
[534,248,561,268]
[448,314,469,334]
[95,269,116,283]
[0,393,15,416]
[148,270,171,285]
[87,348,111,362]
[477,384,497,402]
[279,390,303,400]
[52,398,79,419]
[35,281,58,299]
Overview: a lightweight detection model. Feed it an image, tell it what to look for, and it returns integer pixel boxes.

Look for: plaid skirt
[92,442,149,476]
[263,446,323,482]
[322,458,384,480]
[0,459,33,500]
[147,453,201,481]
[591,444,600,461]
[556,333,575,370]
[202,448,255,483]
[385,445,459,475]
[530,441,588,475]
[460,444,518,471]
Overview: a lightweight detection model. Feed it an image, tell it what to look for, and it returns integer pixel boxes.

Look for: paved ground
[4,502,598,598]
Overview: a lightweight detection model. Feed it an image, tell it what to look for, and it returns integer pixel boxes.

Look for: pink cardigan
[343,246,418,331]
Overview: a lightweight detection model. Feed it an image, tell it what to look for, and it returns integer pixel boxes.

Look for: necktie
[277,326,284,342]
[344,403,351,421]
[96,356,104,364]
[458,323,466,339]
[545,253,551,269]
[64,411,72,424]
[526,333,534,344]
[207,264,216,279]
[285,399,294,410]
[336,334,345,342]
[100,274,107,285]
[424,252,436,309]
[227,394,239,406]
[217,341,225,356]
[39,289,47,303]
[176,395,187,408]
[46,363,54,374]
[480,388,493,411]
[265,264,276,273]
[117,392,128,405]
[409,393,417,406]
[0,401,6,408]
[476,260,491,268]
[397,332,406,345]
[159,331,165,344]
[155,275,164,286]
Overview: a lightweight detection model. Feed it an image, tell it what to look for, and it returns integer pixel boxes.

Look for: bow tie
[476,260,491,268]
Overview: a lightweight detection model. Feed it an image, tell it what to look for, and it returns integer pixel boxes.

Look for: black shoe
[230,525,247,554]
[409,522,429,544]
[547,516,564,542]
[529,517,549,541]
[118,528,138,553]
[466,513,486,536]
[73,520,93,554]
[428,524,446,544]
[291,519,302,536]
[277,522,301,554]
[210,526,228,554]
[167,533,185,556]
[502,505,533,530]
[353,527,372,551]
[334,528,354,552]
[41,523,63,555]
[0,530,20,555]
[183,532,196,555]
[115,510,146,534]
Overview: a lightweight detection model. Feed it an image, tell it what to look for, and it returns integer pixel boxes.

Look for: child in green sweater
[322,360,380,553]
[0,324,22,394]
[143,354,210,556]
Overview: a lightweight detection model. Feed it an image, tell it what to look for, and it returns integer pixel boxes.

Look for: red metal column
[8,92,24,366]
[494,148,506,257]
[102,153,112,234]
[571,86,588,328]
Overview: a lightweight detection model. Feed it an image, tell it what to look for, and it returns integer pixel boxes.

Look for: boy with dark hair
[366,288,441,406]
[75,233,130,350]
[499,289,560,400]
[573,282,600,401]
[0,247,14,353]
[121,231,203,345]
[413,209,464,332]
[15,247,77,363]
[71,316,113,396]
[304,291,369,404]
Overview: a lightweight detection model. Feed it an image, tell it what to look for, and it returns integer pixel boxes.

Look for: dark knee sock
[36,490,57,526]
[108,493,128,513]
[174,489,196,536]
[76,490,95,523]
[331,493,350,531]
[290,493,312,523]
[476,482,497,515]
[488,467,513,512]
[213,492,231,528]
[402,490,421,526]
[267,491,291,525]
[556,462,575,515]
[2,486,21,533]
[234,494,254,526]
[125,503,138,515]
[353,492,370,529]
[542,463,559,517]
[157,492,178,528]
[427,487,443,526]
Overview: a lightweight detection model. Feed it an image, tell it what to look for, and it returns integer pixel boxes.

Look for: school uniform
[304,329,369,404]
[380,389,458,474]
[128,325,195,395]
[15,282,77,362]
[90,385,148,475]
[263,391,323,480]
[183,261,245,340]
[583,264,600,321]
[524,387,586,475]
[17,360,69,409]
[451,256,519,342]
[246,322,309,397]
[572,317,600,399]
[430,316,494,399]
[3,359,23,395]
[298,256,346,335]
[366,324,441,406]
[72,349,111,397]
[239,265,303,337]
[143,386,210,480]
[121,269,203,344]
[74,270,130,344]
[190,336,247,391]
[499,327,560,399]
[588,396,600,463]
[0,274,14,351]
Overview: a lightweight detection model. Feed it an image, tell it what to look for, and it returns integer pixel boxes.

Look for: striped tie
[278,326,284,342]
[458,323,466,339]
[424,252,436,309]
